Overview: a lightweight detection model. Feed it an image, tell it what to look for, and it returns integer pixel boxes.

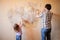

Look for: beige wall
[0,0,60,40]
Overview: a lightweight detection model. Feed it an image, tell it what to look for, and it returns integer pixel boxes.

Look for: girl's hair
[13,24,19,31]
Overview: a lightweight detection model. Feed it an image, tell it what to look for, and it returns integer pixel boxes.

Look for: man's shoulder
[50,11,53,15]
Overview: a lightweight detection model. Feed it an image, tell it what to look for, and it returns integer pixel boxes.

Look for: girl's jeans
[16,35,21,40]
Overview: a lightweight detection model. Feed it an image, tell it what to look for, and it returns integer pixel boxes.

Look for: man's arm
[36,12,43,18]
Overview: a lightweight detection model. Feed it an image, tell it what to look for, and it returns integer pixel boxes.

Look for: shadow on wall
[51,14,60,40]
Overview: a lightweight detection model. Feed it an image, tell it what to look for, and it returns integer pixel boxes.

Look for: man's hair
[14,24,19,31]
[45,4,51,10]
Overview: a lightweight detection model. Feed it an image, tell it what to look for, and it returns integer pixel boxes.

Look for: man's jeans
[41,28,51,40]
[16,35,21,40]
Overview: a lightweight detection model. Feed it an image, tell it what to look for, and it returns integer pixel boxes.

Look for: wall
[0,0,60,40]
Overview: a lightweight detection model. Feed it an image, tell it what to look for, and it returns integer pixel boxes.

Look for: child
[14,24,22,40]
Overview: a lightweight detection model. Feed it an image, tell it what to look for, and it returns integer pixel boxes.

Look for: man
[37,4,53,40]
